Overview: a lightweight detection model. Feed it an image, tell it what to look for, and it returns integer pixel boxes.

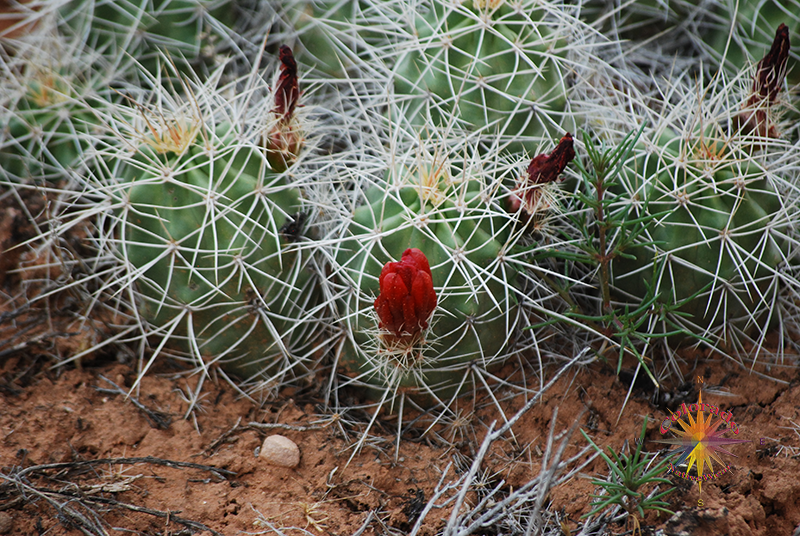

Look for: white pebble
[259,434,300,468]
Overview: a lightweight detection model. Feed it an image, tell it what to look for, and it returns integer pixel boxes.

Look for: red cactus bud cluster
[374,248,437,341]
[509,133,575,216]
[266,45,304,173]
[738,24,790,138]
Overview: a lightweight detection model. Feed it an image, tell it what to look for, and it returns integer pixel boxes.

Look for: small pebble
[259,434,300,468]
[0,512,12,534]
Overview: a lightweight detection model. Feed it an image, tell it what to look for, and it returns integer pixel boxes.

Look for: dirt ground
[2,311,800,536]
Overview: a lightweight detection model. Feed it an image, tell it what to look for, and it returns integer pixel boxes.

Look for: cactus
[0,27,106,185]
[610,129,790,338]
[602,57,799,345]
[327,133,537,409]
[384,0,572,145]
[58,0,236,78]
[96,50,323,390]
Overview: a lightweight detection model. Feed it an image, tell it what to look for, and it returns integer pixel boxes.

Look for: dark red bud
[739,24,791,138]
[526,133,575,186]
[266,45,303,171]
[754,24,790,105]
[510,133,574,216]
[274,44,299,122]
[374,248,437,340]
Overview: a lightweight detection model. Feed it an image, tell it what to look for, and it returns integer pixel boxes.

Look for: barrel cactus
[58,0,235,77]
[386,0,572,145]
[327,135,539,410]
[102,50,322,388]
[610,128,790,339]
[603,42,799,345]
[0,29,105,185]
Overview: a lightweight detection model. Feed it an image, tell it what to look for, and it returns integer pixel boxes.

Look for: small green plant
[530,125,699,386]
[581,417,675,523]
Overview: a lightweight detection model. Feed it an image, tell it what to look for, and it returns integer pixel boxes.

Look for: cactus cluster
[3,0,800,426]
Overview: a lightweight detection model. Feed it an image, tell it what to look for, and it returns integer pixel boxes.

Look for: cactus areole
[336,159,520,407]
[118,120,316,380]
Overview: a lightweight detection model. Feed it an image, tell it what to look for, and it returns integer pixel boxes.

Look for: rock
[0,512,12,534]
[259,434,300,468]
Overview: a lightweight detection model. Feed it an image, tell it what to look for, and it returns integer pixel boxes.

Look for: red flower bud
[374,248,437,340]
[266,45,304,172]
[738,24,790,138]
[510,133,574,216]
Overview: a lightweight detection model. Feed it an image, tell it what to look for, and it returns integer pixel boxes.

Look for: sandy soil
[2,316,800,536]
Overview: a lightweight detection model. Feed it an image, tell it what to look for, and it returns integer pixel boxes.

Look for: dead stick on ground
[13,456,236,481]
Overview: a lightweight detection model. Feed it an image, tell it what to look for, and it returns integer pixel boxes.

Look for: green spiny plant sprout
[529,125,700,391]
[581,417,675,531]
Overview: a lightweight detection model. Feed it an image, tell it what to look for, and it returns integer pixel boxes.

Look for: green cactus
[609,127,790,338]
[106,59,321,385]
[389,0,570,144]
[0,66,96,184]
[59,0,235,77]
[331,144,525,408]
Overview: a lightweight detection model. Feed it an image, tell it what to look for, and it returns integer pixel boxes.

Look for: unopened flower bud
[738,24,790,138]
[265,45,304,172]
[374,248,437,341]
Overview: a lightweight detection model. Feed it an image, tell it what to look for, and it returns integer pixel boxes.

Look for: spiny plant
[581,417,675,528]
[529,125,702,388]
[592,34,800,363]
[56,0,237,79]
[279,0,373,80]
[73,48,327,397]
[0,21,111,186]
[324,123,562,421]
[371,0,577,149]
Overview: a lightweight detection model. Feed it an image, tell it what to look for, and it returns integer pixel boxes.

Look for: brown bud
[753,23,790,105]
[274,44,299,122]
[265,45,304,172]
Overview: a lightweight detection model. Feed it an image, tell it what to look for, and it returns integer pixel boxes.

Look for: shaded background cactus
[387,0,573,147]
